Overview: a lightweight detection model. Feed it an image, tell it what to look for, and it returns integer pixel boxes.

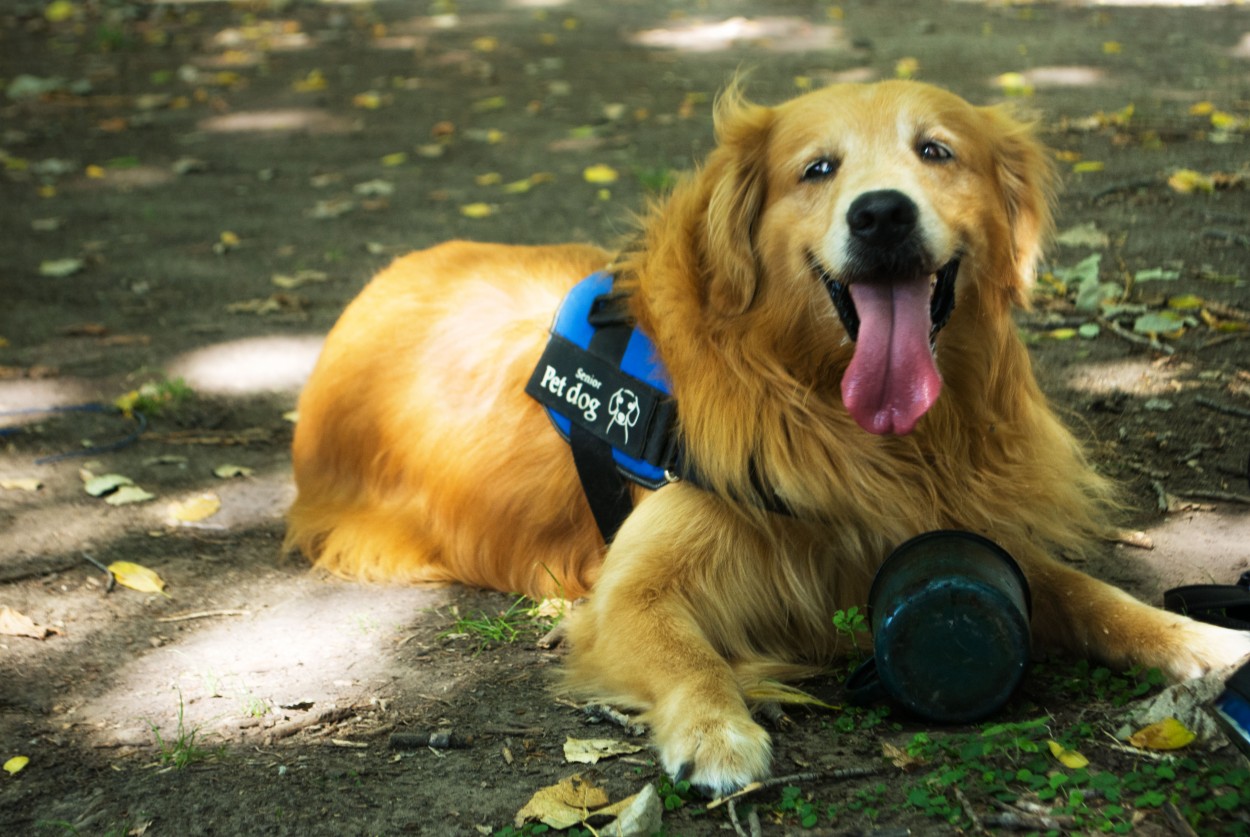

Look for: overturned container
[846,530,1032,724]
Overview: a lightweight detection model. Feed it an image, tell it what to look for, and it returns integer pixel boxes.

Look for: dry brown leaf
[0,606,51,639]
[514,773,610,829]
[170,493,221,523]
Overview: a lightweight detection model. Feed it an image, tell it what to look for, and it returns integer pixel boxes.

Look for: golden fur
[287,81,1250,794]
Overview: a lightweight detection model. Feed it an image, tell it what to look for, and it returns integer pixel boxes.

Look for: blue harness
[525,272,788,541]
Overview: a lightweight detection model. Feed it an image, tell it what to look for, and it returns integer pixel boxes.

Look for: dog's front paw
[652,708,772,797]
[1156,620,1250,681]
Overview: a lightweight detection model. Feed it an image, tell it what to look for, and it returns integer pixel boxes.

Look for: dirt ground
[3,0,1250,834]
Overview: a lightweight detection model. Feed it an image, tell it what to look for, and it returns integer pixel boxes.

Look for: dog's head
[698,80,1055,436]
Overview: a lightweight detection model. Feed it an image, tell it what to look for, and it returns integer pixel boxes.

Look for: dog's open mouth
[814,257,960,436]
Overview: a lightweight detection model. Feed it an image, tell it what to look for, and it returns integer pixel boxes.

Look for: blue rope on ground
[0,403,148,463]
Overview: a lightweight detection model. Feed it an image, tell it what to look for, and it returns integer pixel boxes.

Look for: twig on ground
[389,730,473,750]
[581,703,646,737]
[706,765,884,810]
[1098,318,1174,355]
[1100,737,1175,762]
[1163,801,1201,837]
[1196,395,1250,421]
[954,785,991,836]
[267,706,357,742]
[155,609,250,623]
[727,799,748,837]
[82,552,115,592]
[1173,489,1250,506]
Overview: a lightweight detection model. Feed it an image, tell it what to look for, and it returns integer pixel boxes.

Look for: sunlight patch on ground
[1062,357,1179,397]
[630,16,846,53]
[167,336,324,396]
[1119,508,1250,600]
[198,109,357,135]
[0,378,98,429]
[76,582,449,748]
[1006,66,1107,89]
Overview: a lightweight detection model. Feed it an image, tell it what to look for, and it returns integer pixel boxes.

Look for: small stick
[155,609,249,623]
[954,785,990,836]
[727,799,748,837]
[1163,801,1201,837]
[1098,318,1174,355]
[268,706,356,741]
[747,807,762,837]
[82,552,115,592]
[1173,489,1250,506]
[1196,395,1250,420]
[389,731,473,750]
[582,703,646,737]
[706,765,884,810]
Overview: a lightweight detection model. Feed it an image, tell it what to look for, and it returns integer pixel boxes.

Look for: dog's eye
[918,141,954,162]
[801,158,838,182]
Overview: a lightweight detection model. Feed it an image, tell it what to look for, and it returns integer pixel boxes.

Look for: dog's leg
[1025,555,1250,680]
[564,488,776,796]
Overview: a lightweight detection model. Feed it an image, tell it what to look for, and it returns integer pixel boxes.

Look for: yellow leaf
[995,72,1034,97]
[1,478,42,492]
[108,561,169,596]
[85,164,105,179]
[219,230,240,248]
[582,164,619,184]
[471,36,498,52]
[460,202,494,218]
[1168,169,1215,194]
[472,95,507,113]
[352,91,384,109]
[1047,328,1078,341]
[1189,101,1215,116]
[793,76,813,91]
[1102,41,1122,54]
[1128,717,1196,751]
[45,1,75,22]
[4,756,29,775]
[1211,111,1246,131]
[170,493,221,523]
[1167,294,1203,310]
[1047,739,1090,769]
[895,57,919,79]
[1072,161,1104,174]
[293,69,327,92]
[475,172,503,186]
[381,152,408,167]
[213,464,254,479]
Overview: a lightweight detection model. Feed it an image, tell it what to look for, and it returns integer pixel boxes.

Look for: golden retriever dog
[287,81,1250,794]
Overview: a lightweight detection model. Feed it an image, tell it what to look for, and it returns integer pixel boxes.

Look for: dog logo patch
[606,388,640,443]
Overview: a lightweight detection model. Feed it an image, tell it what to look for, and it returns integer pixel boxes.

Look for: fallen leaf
[514,773,611,829]
[3,756,29,776]
[39,258,84,278]
[1168,169,1215,195]
[1055,222,1109,249]
[744,680,839,710]
[563,738,644,765]
[83,473,135,497]
[1133,311,1187,337]
[1047,328,1078,341]
[1128,717,1196,751]
[1072,160,1105,174]
[108,561,169,596]
[213,464,254,479]
[0,607,50,639]
[1167,294,1203,310]
[582,164,619,184]
[1078,322,1101,340]
[271,270,331,289]
[105,485,156,506]
[895,57,920,79]
[1,478,42,492]
[1047,739,1090,769]
[170,493,221,523]
[381,152,408,167]
[475,172,503,186]
[1135,267,1181,283]
[994,72,1033,97]
[882,741,927,771]
[293,69,327,92]
[460,202,495,219]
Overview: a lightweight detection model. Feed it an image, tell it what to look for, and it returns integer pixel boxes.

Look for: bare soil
[3,1,1250,835]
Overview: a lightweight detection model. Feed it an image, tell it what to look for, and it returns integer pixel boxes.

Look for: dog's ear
[983,107,1057,305]
[702,83,774,315]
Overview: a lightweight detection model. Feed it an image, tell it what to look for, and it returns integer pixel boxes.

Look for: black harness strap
[569,296,637,542]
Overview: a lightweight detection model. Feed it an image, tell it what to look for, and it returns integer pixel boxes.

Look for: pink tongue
[840,276,942,435]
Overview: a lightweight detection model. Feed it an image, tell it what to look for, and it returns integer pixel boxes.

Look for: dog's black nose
[847,190,919,248]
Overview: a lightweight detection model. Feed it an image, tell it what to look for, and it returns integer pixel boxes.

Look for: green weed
[440,597,558,655]
[149,691,218,769]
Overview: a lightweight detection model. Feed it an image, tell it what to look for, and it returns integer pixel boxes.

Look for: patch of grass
[114,377,192,418]
[439,596,558,655]
[634,165,679,193]
[149,691,218,769]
